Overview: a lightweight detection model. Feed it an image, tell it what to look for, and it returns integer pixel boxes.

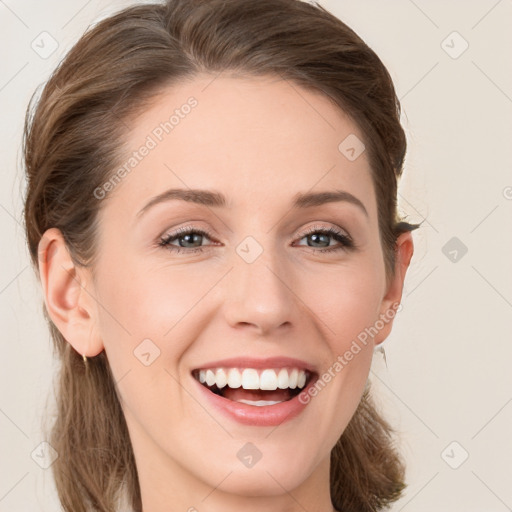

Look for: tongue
[222,387,292,403]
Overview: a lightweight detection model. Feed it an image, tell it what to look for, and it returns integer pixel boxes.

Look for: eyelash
[158,224,355,255]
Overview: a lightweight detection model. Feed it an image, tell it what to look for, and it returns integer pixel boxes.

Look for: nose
[221,241,297,336]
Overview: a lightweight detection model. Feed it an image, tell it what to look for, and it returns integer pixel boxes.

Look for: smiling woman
[22,1,420,511]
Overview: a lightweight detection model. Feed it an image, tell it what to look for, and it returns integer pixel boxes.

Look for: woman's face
[81,74,410,507]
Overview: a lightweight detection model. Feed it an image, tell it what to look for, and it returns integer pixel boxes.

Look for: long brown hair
[22,1,419,510]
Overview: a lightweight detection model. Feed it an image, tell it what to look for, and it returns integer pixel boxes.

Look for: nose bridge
[223,233,295,333]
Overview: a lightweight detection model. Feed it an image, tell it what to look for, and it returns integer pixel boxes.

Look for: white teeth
[236,399,284,406]
[215,368,228,389]
[205,369,216,387]
[227,368,242,388]
[297,370,306,388]
[289,368,298,389]
[196,367,309,391]
[277,368,289,389]
[259,369,278,390]
[241,369,259,389]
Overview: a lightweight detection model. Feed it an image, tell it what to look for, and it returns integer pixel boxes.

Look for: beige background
[1,0,511,510]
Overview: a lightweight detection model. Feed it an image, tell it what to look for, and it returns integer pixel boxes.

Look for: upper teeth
[196,368,308,390]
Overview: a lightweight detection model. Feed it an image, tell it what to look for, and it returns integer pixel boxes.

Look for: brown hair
[22,0,419,510]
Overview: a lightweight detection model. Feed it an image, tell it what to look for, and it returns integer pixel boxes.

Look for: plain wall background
[1,0,511,510]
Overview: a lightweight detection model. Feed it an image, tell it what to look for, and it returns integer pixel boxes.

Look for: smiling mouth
[192,367,316,406]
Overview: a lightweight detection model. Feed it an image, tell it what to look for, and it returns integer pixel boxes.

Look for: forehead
[104,73,377,221]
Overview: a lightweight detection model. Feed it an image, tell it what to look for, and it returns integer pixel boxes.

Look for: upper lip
[192,356,317,374]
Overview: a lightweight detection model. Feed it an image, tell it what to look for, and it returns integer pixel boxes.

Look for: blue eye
[294,226,354,253]
[158,224,355,255]
[158,226,215,254]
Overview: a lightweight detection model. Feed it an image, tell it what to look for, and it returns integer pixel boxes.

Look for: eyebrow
[136,188,368,219]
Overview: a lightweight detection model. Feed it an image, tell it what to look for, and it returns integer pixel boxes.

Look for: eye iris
[161,227,348,253]
[180,233,202,247]
[309,233,329,247]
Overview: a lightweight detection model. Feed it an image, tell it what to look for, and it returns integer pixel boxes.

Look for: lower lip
[191,374,317,427]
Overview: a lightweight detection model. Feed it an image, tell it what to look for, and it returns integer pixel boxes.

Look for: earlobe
[373,231,414,345]
[38,228,104,357]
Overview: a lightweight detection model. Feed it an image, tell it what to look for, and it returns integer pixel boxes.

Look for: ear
[38,228,104,357]
[373,230,414,346]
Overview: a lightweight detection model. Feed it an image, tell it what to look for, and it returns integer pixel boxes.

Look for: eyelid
[155,216,360,257]
[159,222,350,241]
[292,223,355,251]
[296,223,351,239]
[159,224,218,245]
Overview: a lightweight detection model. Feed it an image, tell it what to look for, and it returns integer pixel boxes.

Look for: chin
[194,443,320,497]
[208,464,314,497]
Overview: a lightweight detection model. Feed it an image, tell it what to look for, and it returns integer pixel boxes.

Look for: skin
[38,73,413,512]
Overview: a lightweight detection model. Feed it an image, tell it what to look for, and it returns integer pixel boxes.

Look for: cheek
[93,256,212,384]
[300,261,384,350]
[92,264,193,424]
[307,280,378,446]
[298,261,382,417]
[94,244,384,378]
[95,256,200,336]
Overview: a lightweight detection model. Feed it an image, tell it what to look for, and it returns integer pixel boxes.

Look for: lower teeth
[236,399,284,406]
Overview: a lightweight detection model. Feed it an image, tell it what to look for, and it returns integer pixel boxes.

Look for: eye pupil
[180,233,202,247]
[309,233,329,247]
[161,226,350,255]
